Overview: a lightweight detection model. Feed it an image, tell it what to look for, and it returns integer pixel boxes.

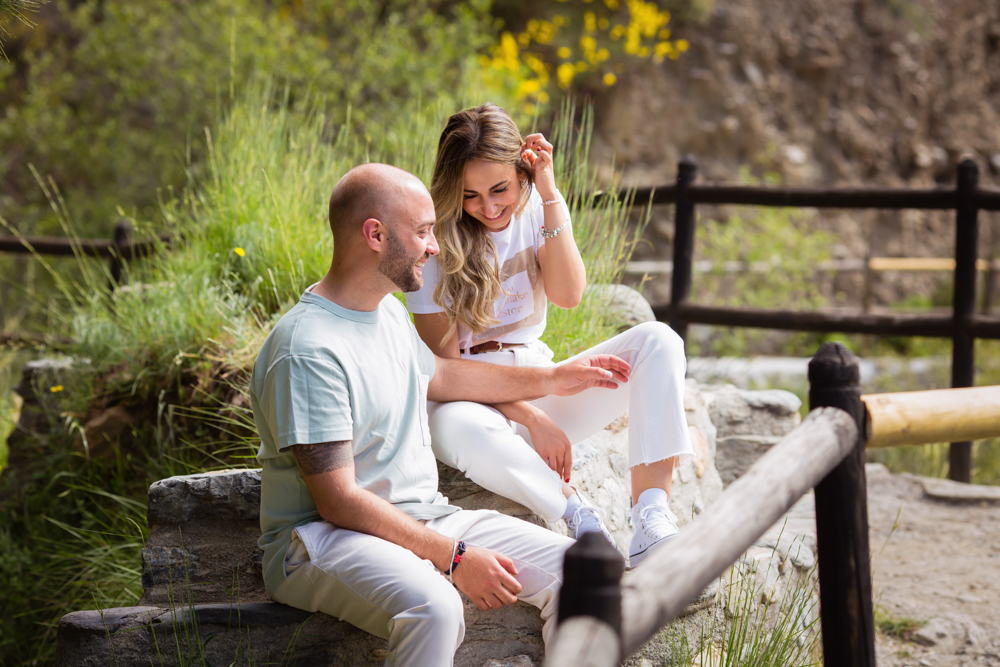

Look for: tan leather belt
[461,341,525,355]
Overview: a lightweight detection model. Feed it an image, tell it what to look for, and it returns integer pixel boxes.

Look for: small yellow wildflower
[676,39,689,52]
[553,15,566,26]
[659,28,671,40]
[575,60,588,72]
[598,18,610,30]
[584,12,596,33]
[603,72,617,86]
[50,385,64,393]
[518,32,531,47]
[604,0,619,9]
[558,46,572,59]
[610,25,625,40]
[557,61,576,88]
[234,247,246,257]
[596,48,610,61]
[539,91,550,103]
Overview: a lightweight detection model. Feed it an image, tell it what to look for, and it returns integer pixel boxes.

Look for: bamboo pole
[863,385,1000,448]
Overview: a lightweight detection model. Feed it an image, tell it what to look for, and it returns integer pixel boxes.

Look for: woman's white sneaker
[564,493,618,548]
[628,488,679,569]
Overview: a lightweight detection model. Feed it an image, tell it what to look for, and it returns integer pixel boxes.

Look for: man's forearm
[429,357,552,404]
[324,486,454,571]
[293,442,454,571]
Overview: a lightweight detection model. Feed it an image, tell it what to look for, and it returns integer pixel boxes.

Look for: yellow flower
[604,0,619,8]
[603,72,617,86]
[584,12,596,33]
[558,46,572,59]
[557,62,576,88]
[575,60,588,72]
[50,385,64,393]
[519,32,531,47]
[676,39,689,52]
[659,28,671,40]
[539,91,550,103]
[610,25,625,40]
[234,247,246,257]
[598,18,610,30]
[596,47,610,61]
[553,15,566,26]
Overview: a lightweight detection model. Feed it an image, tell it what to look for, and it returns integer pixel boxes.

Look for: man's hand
[550,354,631,396]
[451,546,522,611]
[526,409,574,483]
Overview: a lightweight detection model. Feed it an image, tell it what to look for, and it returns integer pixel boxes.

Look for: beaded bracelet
[540,221,569,239]
[447,541,467,582]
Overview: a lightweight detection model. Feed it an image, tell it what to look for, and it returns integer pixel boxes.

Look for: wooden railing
[0,220,173,347]
[606,157,1000,482]
[545,341,1000,667]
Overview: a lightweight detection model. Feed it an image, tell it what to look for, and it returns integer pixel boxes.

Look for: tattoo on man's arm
[292,441,353,476]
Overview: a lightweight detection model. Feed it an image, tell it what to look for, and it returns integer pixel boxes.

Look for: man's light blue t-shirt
[249,289,458,595]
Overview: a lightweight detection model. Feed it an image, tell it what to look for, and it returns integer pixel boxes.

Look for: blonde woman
[407,102,692,567]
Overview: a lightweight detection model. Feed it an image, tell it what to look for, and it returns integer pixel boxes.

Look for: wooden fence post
[950,158,979,483]
[110,219,132,290]
[808,342,876,667]
[557,531,625,630]
[669,156,697,349]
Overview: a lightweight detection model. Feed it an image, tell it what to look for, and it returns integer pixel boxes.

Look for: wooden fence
[545,341,1000,667]
[605,157,1000,483]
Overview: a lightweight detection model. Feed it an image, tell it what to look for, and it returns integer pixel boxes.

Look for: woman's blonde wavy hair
[430,102,534,342]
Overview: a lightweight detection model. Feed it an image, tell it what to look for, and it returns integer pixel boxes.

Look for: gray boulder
[587,284,656,332]
[700,384,802,487]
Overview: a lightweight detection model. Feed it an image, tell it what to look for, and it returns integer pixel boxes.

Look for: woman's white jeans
[429,321,693,523]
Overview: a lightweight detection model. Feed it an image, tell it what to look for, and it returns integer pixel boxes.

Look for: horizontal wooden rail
[622,409,855,659]
[627,257,1000,276]
[0,233,171,259]
[649,302,1000,340]
[863,385,1000,448]
[612,184,1000,211]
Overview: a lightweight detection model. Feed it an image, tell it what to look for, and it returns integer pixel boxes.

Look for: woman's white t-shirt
[407,188,564,352]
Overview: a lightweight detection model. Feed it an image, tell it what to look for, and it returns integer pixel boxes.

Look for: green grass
[874,604,925,640]
[661,541,820,667]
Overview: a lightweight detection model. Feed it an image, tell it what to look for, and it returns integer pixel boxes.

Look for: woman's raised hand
[522,133,558,200]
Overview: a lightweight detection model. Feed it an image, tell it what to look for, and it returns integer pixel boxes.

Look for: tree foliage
[0,0,494,237]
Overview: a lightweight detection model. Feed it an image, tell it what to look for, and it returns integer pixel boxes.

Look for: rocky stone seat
[55,380,813,667]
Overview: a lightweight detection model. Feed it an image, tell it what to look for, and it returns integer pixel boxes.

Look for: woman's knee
[633,321,685,363]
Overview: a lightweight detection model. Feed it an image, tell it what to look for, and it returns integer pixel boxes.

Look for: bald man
[249,164,631,666]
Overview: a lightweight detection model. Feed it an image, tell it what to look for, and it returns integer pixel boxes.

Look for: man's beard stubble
[377,227,424,293]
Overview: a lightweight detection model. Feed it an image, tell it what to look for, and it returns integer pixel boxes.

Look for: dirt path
[866,464,1000,666]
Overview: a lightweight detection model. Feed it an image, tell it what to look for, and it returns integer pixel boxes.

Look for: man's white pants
[429,322,693,522]
[272,509,573,667]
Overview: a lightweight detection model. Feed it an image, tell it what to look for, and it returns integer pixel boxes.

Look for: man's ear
[362,218,385,252]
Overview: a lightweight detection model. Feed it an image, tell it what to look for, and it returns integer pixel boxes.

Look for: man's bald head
[328,163,428,243]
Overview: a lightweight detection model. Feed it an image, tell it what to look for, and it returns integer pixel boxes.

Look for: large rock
[700,384,802,487]
[142,469,266,605]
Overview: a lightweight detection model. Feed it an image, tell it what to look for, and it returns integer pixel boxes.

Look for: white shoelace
[569,505,604,534]
[637,504,679,541]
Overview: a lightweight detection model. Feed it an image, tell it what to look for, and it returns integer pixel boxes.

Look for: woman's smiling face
[462,159,520,232]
